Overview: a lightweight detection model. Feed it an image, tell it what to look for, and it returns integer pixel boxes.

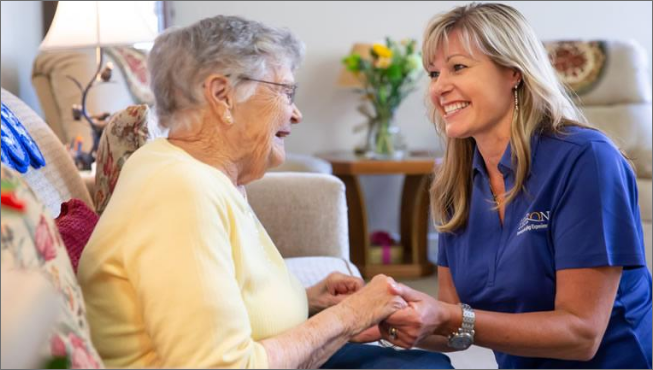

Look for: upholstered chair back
[32,48,151,153]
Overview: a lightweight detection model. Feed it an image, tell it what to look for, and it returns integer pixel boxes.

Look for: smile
[443,101,470,118]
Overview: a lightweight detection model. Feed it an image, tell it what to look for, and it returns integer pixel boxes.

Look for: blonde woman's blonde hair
[424,3,588,233]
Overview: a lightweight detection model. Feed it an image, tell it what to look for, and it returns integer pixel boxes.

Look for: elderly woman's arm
[262,275,404,368]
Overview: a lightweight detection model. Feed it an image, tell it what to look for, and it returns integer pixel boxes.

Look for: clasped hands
[307,272,453,349]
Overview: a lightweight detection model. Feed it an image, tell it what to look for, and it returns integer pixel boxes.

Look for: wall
[171,1,653,240]
[1,1,43,116]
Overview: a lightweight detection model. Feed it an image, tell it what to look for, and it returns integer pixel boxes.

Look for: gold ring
[389,327,397,341]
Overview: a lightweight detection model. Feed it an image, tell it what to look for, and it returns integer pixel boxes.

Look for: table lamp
[337,43,372,88]
[39,1,158,170]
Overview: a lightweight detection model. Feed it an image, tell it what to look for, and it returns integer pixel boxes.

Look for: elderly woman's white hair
[148,15,305,129]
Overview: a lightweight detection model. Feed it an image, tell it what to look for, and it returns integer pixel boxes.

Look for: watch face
[449,332,473,350]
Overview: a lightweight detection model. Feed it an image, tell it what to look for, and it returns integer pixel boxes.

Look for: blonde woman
[378,3,652,368]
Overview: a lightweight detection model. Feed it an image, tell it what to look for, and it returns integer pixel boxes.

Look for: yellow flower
[372,43,393,58]
[374,57,392,69]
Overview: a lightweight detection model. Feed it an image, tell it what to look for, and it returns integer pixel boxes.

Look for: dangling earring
[513,84,520,113]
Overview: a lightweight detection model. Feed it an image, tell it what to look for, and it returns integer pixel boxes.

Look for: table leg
[336,174,369,275]
[400,174,435,276]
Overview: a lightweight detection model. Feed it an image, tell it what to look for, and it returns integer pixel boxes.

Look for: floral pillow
[0,165,103,368]
[94,105,150,215]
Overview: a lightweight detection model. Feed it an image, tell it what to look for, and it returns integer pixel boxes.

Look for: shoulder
[540,125,625,163]
[542,125,613,148]
[125,140,232,196]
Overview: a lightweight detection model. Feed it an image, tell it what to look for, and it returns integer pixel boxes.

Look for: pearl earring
[224,113,233,124]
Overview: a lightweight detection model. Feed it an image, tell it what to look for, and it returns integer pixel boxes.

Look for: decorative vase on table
[342,38,422,160]
[364,111,407,160]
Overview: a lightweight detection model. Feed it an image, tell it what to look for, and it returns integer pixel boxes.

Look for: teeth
[444,102,470,114]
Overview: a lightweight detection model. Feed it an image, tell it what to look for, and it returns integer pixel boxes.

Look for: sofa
[0,87,359,367]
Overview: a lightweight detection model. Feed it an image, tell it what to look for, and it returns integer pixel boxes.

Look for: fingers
[378,323,415,349]
[396,282,425,302]
[327,273,364,295]
[350,326,382,343]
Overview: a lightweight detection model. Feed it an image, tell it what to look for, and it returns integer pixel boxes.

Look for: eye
[282,86,296,104]
[429,71,440,79]
[453,64,467,72]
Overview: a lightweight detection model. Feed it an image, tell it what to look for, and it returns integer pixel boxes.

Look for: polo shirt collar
[471,131,542,178]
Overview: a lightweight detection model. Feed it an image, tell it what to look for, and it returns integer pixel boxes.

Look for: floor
[397,273,498,369]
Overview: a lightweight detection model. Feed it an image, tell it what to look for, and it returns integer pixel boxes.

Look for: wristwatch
[447,303,475,350]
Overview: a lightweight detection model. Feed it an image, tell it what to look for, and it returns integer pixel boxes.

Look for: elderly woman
[378,3,652,369]
[78,15,452,369]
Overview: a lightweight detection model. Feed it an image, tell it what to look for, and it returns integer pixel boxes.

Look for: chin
[445,124,468,139]
[268,147,286,169]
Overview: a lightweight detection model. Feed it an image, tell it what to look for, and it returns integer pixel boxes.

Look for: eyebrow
[446,54,470,62]
[428,53,473,69]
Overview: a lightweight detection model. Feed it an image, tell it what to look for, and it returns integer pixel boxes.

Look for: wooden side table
[318,152,440,279]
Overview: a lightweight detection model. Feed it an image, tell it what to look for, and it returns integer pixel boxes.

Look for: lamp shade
[40,1,158,50]
[337,43,372,88]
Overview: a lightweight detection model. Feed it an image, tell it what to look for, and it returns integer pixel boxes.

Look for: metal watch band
[460,303,475,332]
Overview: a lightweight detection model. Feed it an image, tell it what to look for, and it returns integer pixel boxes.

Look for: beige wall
[1,1,43,116]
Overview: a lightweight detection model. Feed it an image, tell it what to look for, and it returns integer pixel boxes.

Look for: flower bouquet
[342,38,422,159]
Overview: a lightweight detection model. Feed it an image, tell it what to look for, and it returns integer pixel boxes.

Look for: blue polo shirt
[438,126,652,368]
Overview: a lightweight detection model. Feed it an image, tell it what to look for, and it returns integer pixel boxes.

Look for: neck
[167,115,242,189]
[475,123,512,178]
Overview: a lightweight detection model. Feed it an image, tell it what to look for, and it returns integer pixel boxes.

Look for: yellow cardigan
[78,139,308,368]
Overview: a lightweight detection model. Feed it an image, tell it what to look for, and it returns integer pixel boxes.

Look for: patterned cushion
[545,41,607,95]
[94,105,150,215]
[0,165,102,368]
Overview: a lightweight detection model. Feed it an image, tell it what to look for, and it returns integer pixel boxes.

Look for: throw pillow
[55,199,99,273]
[0,164,103,368]
[94,105,150,215]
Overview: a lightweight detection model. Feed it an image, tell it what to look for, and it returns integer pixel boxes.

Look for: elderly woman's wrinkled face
[231,66,302,176]
[428,29,519,140]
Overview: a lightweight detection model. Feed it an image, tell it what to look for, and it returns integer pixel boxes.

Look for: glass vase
[364,115,407,160]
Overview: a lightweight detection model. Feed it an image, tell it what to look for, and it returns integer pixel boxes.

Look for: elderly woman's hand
[378,284,452,349]
[336,275,408,338]
[307,272,364,315]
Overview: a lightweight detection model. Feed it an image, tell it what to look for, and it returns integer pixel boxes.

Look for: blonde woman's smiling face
[428,29,519,140]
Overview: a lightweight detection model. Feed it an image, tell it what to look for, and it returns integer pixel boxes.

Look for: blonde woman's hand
[350,326,382,343]
[337,274,407,337]
[378,284,453,349]
[307,272,364,315]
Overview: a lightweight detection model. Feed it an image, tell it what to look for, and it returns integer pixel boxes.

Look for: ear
[203,74,234,126]
[511,69,523,89]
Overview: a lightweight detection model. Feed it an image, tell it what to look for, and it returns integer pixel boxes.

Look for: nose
[291,104,303,124]
[430,71,453,102]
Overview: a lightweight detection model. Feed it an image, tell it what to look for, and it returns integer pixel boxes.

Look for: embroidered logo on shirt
[517,211,550,236]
